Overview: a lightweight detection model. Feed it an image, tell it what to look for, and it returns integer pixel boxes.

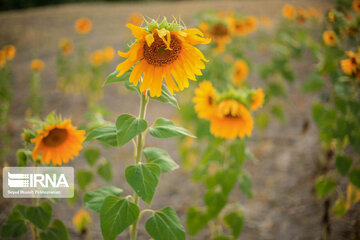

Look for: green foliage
[104,70,131,86]
[143,147,179,173]
[224,210,244,238]
[239,172,253,199]
[83,186,123,213]
[152,84,179,108]
[97,161,113,182]
[335,155,353,176]
[1,205,28,238]
[150,118,195,138]
[84,148,100,166]
[125,163,161,205]
[116,114,148,147]
[100,196,140,240]
[26,202,52,230]
[77,169,93,190]
[40,219,69,240]
[85,125,117,146]
[315,176,337,198]
[186,207,208,236]
[145,207,186,240]
[301,73,324,92]
[349,168,360,188]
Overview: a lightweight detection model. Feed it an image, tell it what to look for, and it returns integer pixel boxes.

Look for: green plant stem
[130,91,149,240]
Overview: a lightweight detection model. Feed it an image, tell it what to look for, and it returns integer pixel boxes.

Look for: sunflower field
[0,0,360,239]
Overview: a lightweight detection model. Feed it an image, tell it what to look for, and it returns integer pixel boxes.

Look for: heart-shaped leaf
[116,114,147,147]
[40,219,69,240]
[85,125,117,146]
[144,147,179,173]
[83,186,123,213]
[26,202,52,230]
[1,205,28,238]
[77,170,93,190]
[149,118,195,138]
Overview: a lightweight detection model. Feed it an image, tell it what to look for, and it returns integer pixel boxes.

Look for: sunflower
[244,16,258,34]
[231,19,248,36]
[31,59,45,72]
[103,46,115,62]
[75,17,92,34]
[353,0,360,12]
[233,60,249,85]
[59,38,74,56]
[341,51,360,76]
[282,4,296,19]
[323,30,337,46]
[90,50,104,66]
[73,209,92,233]
[2,45,16,60]
[250,88,265,111]
[128,13,143,26]
[296,7,308,24]
[31,120,85,165]
[116,19,210,97]
[328,11,335,22]
[192,81,217,119]
[210,99,253,139]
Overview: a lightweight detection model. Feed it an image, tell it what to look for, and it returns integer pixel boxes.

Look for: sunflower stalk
[130,88,149,240]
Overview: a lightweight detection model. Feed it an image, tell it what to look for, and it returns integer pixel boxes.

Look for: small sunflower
[31,119,85,165]
[244,16,258,34]
[250,88,265,111]
[59,38,74,56]
[231,19,248,36]
[2,45,16,60]
[341,51,360,76]
[233,60,249,85]
[193,81,217,120]
[75,17,92,34]
[90,50,104,66]
[73,209,92,233]
[128,13,143,26]
[353,0,360,12]
[282,4,296,19]
[296,7,308,24]
[104,46,115,62]
[210,99,253,139]
[116,18,210,97]
[323,30,337,46]
[31,59,45,72]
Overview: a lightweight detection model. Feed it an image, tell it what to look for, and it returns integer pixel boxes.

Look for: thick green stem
[130,92,148,240]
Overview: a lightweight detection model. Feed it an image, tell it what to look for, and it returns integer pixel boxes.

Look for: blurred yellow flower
[353,0,360,12]
[296,7,308,24]
[210,99,253,139]
[59,38,74,56]
[323,30,337,46]
[0,50,6,68]
[72,209,92,233]
[244,16,258,34]
[103,46,115,62]
[328,11,335,22]
[31,59,45,72]
[90,50,104,66]
[231,19,247,36]
[31,119,85,166]
[341,50,360,76]
[75,17,92,34]
[193,81,217,120]
[307,7,320,18]
[2,45,16,60]
[233,60,249,85]
[251,88,265,111]
[201,22,231,53]
[282,4,296,19]
[116,21,210,97]
[128,13,143,26]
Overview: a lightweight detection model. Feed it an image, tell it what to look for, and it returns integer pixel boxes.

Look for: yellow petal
[145,33,154,47]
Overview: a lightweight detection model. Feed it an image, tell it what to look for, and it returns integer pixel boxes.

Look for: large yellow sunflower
[116,20,210,97]
[31,120,85,166]
[210,99,253,139]
[192,81,217,120]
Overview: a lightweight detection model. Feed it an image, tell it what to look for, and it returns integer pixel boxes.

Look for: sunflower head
[90,50,104,66]
[2,45,16,61]
[353,0,360,12]
[75,17,92,34]
[296,7,308,24]
[128,13,143,26]
[282,4,296,19]
[30,115,85,166]
[73,209,92,233]
[210,98,253,139]
[59,38,74,56]
[250,88,265,111]
[116,17,210,97]
[341,50,360,76]
[233,60,249,85]
[193,81,217,120]
[31,59,45,72]
[323,30,337,46]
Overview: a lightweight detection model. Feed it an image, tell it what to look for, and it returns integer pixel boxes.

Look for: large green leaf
[239,172,253,199]
[26,202,52,230]
[100,196,139,240]
[1,205,28,238]
[204,190,227,218]
[145,206,185,240]
[186,206,208,236]
[116,114,147,147]
[77,170,93,190]
[144,147,179,173]
[104,69,131,86]
[97,161,113,182]
[83,186,123,212]
[152,84,179,108]
[349,168,360,188]
[335,155,353,176]
[85,125,117,146]
[315,176,337,198]
[40,219,69,240]
[224,210,244,238]
[301,73,324,92]
[84,148,100,166]
[149,118,195,138]
[125,163,161,205]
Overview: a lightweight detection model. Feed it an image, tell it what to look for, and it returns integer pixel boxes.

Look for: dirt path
[0,1,339,239]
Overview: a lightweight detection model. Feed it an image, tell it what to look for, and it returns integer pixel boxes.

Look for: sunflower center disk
[43,128,68,147]
[143,33,182,66]
[210,24,229,38]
